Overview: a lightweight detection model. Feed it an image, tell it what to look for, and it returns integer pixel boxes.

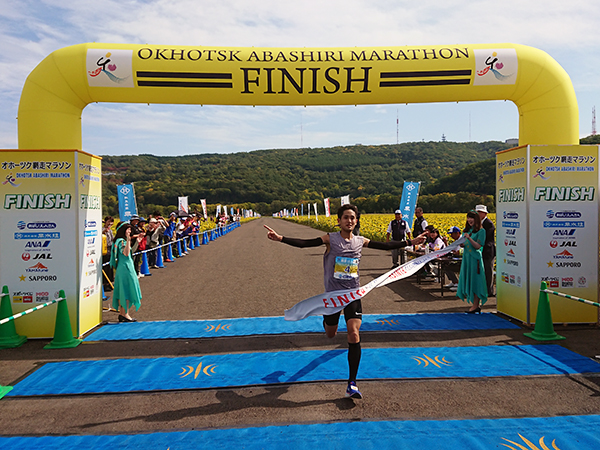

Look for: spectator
[162,212,178,261]
[102,216,115,292]
[456,211,488,313]
[386,209,411,267]
[475,204,496,297]
[147,217,166,269]
[443,226,463,291]
[109,222,142,322]
[412,207,428,239]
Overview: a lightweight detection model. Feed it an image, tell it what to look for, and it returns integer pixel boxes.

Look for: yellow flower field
[283,213,496,242]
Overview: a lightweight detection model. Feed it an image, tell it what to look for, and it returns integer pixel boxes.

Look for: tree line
[101,140,514,216]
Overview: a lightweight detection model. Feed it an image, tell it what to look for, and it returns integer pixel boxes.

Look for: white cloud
[0,0,598,153]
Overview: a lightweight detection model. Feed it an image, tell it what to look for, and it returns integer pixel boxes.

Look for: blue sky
[1,0,599,156]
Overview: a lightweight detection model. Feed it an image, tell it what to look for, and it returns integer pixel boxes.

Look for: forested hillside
[101,141,510,216]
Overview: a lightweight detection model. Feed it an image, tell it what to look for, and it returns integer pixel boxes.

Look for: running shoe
[345,381,363,399]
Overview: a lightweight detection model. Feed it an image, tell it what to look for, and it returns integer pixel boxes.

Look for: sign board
[496,145,598,324]
[0,150,102,338]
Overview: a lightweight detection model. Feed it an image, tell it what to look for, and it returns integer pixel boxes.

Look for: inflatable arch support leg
[18,43,578,150]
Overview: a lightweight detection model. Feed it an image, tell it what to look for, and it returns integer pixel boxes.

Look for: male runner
[265,204,424,399]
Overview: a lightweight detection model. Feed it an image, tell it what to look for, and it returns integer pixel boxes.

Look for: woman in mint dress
[109,222,142,322]
[456,211,488,313]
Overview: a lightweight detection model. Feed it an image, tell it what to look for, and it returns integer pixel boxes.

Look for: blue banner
[117,183,137,222]
[399,181,421,228]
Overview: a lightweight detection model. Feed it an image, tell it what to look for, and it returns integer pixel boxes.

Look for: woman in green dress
[456,211,488,313]
[110,222,142,322]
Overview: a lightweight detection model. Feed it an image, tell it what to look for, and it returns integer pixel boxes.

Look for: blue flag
[399,181,421,229]
[117,183,138,222]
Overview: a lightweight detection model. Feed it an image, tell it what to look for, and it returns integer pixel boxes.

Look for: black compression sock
[348,341,361,382]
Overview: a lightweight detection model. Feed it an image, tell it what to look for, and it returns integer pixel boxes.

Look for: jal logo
[553,229,576,237]
[21,252,31,261]
[559,241,577,248]
[555,211,581,219]
[24,241,51,249]
[504,240,517,246]
[33,253,52,260]
[553,250,574,259]
[550,241,558,248]
[503,211,519,219]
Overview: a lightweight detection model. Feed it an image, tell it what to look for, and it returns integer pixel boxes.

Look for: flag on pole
[117,183,137,221]
[399,182,421,228]
[341,195,350,206]
[324,198,331,217]
[201,199,207,219]
[313,202,319,221]
[178,196,189,213]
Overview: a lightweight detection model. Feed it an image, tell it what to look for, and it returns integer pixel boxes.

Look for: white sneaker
[444,283,457,289]
[450,286,458,291]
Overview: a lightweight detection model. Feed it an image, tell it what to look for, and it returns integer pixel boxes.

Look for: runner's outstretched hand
[264,225,283,242]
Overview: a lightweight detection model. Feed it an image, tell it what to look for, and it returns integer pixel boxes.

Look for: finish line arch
[18,42,578,149]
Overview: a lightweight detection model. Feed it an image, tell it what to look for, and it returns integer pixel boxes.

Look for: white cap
[394,209,402,214]
[475,205,488,214]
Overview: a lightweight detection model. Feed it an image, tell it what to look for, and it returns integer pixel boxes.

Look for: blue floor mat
[1,414,599,449]
[7,344,599,396]
[84,313,520,341]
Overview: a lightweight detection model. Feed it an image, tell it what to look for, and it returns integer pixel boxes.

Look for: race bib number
[334,256,359,280]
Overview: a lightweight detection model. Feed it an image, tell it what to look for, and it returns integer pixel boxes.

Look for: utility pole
[396,108,399,144]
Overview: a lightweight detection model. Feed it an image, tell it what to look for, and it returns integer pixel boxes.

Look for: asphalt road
[1,217,599,437]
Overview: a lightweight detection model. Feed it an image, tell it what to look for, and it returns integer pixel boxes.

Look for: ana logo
[17,220,26,230]
[555,211,581,219]
[26,262,49,272]
[21,252,31,261]
[24,241,51,252]
[553,250,574,259]
[550,241,558,248]
[553,229,576,237]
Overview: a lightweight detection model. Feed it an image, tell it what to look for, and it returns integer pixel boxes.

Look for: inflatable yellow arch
[18,42,578,149]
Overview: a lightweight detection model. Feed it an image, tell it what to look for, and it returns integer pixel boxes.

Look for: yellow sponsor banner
[528,145,598,323]
[0,150,102,338]
[76,152,103,336]
[496,146,529,321]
